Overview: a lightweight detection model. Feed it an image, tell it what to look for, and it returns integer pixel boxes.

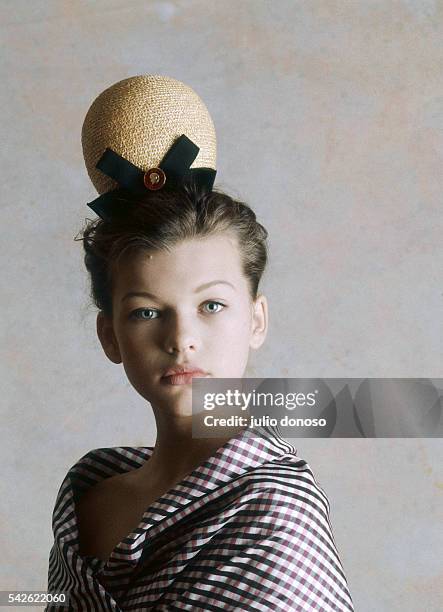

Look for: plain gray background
[1,1,442,610]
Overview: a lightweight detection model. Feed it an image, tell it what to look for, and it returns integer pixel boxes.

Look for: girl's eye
[130,308,159,320]
[202,301,225,314]
[129,302,225,320]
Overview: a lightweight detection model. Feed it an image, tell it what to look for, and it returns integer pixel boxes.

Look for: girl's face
[97,232,268,413]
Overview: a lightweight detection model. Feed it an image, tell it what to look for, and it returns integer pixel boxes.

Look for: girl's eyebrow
[121,280,235,303]
[195,280,235,293]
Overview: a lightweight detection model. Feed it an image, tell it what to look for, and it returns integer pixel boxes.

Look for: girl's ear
[249,294,268,350]
[96,312,122,364]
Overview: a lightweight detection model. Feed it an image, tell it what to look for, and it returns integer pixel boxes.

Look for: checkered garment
[46,425,354,611]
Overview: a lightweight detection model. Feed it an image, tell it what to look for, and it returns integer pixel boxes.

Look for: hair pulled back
[76,182,268,318]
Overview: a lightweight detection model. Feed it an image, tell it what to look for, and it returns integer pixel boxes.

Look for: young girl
[46,76,354,611]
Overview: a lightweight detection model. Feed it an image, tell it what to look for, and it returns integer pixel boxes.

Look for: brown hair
[75,182,268,317]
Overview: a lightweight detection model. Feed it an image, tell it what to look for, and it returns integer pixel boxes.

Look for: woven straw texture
[82,75,217,195]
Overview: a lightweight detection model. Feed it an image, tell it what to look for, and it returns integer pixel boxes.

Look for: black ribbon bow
[86,134,216,221]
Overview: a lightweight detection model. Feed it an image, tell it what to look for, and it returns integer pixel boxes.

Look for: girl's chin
[156,402,195,419]
[148,388,194,408]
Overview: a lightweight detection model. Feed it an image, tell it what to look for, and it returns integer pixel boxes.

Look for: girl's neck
[136,404,246,486]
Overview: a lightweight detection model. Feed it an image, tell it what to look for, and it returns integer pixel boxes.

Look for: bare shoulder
[78,473,118,508]
[76,474,113,519]
[76,468,162,561]
[76,473,132,556]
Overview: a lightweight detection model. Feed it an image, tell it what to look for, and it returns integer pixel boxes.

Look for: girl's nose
[163,313,198,355]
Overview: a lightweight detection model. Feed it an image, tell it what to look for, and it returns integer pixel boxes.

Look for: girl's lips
[161,372,209,386]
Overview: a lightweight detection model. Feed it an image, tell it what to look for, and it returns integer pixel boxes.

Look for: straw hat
[81,75,217,218]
